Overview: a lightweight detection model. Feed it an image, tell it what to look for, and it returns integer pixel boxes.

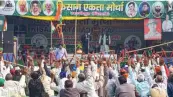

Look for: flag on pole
[55,0,63,20]
[3,17,7,31]
[51,21,55,33]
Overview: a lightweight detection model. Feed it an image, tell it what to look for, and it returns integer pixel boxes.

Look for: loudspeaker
[3,31,14,53]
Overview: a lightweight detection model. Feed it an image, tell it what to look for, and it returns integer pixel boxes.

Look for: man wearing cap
[43,0,53,16]
[145,19,161,40]
[152,2,164,18]
[0,78,8,97]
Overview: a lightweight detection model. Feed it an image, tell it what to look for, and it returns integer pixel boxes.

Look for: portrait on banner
[125,1,138,18]
[139,2,150,18]
[144,19,162,40]
[42,0,55,16]
[16,0,29,15]
[124,35,141,50]
[30,0,41,16]
[162,15,173,32]
[152,1,164,18]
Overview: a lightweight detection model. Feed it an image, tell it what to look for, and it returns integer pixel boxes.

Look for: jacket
[167,82,173,97]
[28,79,45,97]
[116,83,136,97]
[60,88,86,97]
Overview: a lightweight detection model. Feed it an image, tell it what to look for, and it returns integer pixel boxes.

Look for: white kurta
[76,65,99,97]
[99,34,110,53]
[55,48,67,60]
[162,20,172,32]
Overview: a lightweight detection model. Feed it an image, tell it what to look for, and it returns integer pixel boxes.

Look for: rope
[128,40,173,53]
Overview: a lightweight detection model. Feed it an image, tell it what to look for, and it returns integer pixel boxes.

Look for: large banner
[62,1,167,19]
[0,0,57,16]
[0,0,167,19]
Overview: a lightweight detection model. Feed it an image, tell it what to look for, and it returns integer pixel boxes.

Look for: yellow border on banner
[63,16,143,20]
[22,16,143,21]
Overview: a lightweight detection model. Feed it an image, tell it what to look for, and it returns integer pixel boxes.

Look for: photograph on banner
[162,14,173,32]
[30,0,41,16]
[167,1,173,12]
[125,1,138,18]
[42,0,55,16]
[152,1,164,18]
[124,35,142,50]
[144,18,162,40]
[139,2,150,18]
[31,34,48,48]
[16,0,29,15]
[0,0,15,15]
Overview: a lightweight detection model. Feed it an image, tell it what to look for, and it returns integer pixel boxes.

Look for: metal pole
[51,21,53,49]
[88,33,90,54]
[74,0,78,58]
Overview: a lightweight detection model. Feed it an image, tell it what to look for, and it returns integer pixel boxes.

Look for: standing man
[116,76,136,97]
[81,32,91,54]
[99,32,111,53]
[162,15,173,32]
[55,44,67,60]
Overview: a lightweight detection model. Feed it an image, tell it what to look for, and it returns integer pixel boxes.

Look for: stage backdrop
[8,16,145,53]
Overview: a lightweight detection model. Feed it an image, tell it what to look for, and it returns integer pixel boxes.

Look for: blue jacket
[167,82,173,97]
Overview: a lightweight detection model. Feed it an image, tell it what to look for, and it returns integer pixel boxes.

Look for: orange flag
[3,18,7,31]
[55,0,62,20]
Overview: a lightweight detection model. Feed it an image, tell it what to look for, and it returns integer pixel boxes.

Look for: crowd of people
[0,45,173,97]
